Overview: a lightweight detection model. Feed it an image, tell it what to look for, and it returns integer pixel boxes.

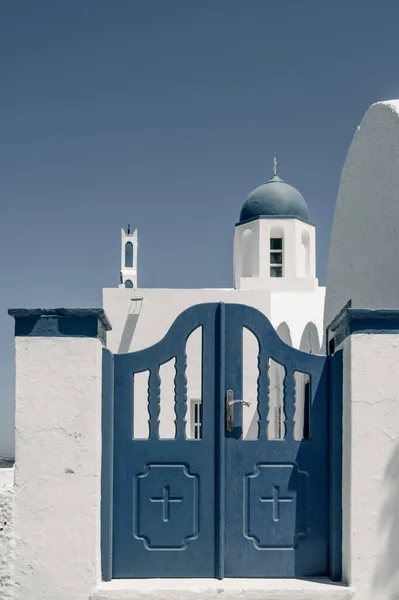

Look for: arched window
[125,279,133,288]
[301,230,310,276]
[125,242,133,268]
[270,227,284,277]
[241,229,254,277]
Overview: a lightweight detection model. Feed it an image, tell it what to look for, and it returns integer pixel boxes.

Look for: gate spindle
[257,347,270,440]
[174,349,188,439]
[148,365,161,438]
[283,367,296,439]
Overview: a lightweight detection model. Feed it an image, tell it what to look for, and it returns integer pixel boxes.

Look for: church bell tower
[119,225,138,288]
[234,160,317,292]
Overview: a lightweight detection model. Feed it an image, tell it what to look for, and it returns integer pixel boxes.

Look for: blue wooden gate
[104,303,341,580]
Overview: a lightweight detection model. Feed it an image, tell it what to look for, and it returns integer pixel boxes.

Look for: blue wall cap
[327,306,399,351]
[8,308,112,345]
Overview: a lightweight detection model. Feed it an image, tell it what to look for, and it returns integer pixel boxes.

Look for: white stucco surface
[0,466,14,488]
[340,332,399,600]
[103,287,325,354]
[0,469,14,600]
[12,336,103,600]
[91,578,354,600]
[325,100,399,329]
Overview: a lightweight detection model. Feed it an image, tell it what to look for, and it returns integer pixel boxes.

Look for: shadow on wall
[372,442,399,600]
[299,322,321,354]
[117,299,142,354]
[276,322,292,346]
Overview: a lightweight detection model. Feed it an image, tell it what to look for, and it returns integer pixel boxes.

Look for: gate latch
[226,389,251,432]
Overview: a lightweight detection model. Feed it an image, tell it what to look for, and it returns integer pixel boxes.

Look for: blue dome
[239,174,309,223]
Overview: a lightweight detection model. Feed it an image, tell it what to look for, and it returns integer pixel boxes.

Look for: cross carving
[260,485,292,522]
[150,485,183,522]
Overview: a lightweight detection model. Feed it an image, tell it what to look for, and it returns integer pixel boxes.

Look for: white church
[104,159,324,440]
[105,160,323,354]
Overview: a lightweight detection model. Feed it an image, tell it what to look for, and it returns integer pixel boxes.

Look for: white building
[103,161,325,440]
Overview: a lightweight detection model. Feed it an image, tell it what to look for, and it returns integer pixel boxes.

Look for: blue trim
[236,214,314,227]
[101,349,114,581]
[325,300,352,355]
[329,350,343,581]
[216,303,225,580]
[327,307,399,349]
[8,308,112,345]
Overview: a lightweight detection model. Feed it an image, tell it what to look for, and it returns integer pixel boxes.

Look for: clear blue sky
[1,0,398,456]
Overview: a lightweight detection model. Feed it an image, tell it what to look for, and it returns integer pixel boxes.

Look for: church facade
[103,163,325,441]
[104,162,324,355]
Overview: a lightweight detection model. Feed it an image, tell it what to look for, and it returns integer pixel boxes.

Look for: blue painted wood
[101,349,114,581]
[257,344,269,440]
[224,304,330,578]
[216,303,226,579]
[148,366,161,438]
[174,347,188,440]
[110,302,339,579]
[112,303,219,578]
[283,368,296,440]
[330,350,343,581]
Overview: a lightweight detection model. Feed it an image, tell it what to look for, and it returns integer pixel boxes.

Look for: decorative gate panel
[112,304,220,578]
[224,304,329,577]
[108,303,337,579]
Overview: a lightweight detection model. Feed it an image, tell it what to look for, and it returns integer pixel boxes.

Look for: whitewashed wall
[337,328,399,600]
[103,287,325,355]
[0,466,14,600]
[12,335,103,600]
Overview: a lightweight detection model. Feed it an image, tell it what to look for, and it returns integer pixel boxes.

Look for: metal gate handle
[226,389,250,432]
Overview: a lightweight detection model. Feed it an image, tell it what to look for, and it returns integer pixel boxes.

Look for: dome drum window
[270,237,283,278]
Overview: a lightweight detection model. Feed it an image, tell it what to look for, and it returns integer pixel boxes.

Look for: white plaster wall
[103,286,325,355]
[270,289,325,351]
[91,578,354,600]
[0,468,14,600]
[325,100,399,329]
[233,220,260,286]
[104,288,269,353]
[13,336,103,600]
[294,220,316,279]
[341,333,399,600]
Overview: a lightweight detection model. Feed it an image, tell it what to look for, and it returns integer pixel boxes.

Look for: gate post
[329,308,399,600]
[8,308,111,600]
